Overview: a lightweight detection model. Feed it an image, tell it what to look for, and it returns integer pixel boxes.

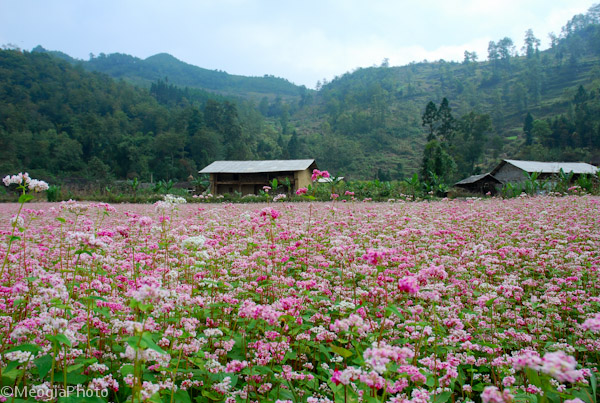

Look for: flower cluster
[3,172,49,192]
[311,169,330,181]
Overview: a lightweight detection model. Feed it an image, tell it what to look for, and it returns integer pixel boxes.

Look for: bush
[46,185,61,202]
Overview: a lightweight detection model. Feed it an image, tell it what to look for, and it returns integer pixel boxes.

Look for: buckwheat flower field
[1,196,599,403]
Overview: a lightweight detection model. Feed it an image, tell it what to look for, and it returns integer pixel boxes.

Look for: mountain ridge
[32,45,306,99]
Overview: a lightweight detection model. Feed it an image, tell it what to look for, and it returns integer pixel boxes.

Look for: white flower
[3,172,48,192]
[28,179,49,192]
[164,194,187,204]
[4,350,33,363]
[203,328,224,338]
[10,215,24,227]
[182,235,206,249]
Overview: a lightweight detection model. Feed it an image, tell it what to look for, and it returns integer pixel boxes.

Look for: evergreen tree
[524,112,534,145]
[287,131,300,159]
[422,101,438,141]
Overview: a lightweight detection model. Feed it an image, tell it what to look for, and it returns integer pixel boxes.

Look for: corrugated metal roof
[455,173,500,185]
[199,159,316,174]
[502,159,598,174]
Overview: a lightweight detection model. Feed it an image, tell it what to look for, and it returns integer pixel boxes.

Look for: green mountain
[32,46,307,100]
[2,4,600,186]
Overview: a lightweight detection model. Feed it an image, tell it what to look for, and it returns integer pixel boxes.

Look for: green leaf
[18,193,34,203]
[56,217,66,223]
[5,343,42,355]
[525,368,542,388]
[120,364,134,376]
[65,373,87,385]
[4,360,21,373]
[125,335,139,350]
[54,333,73,348]
[435,391,453,403]
[485,297,497,307]
[571,389,594,403]
[330,345,354,358]
[385,305,405,320]
[147,391,162,403]
[67,363,84,373]
[141,332,167,355]
[591,372,597,403]
[173,390,192,403]
[201,390,223,401]
[34,354,53,380]
[75,249,92,256]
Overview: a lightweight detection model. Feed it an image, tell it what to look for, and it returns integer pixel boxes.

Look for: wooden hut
[199,159,317,195]
[454,173,502,195]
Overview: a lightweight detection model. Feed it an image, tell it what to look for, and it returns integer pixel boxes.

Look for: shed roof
[492,159,598,175]
[199,159,316,174]
[455,173,501,186]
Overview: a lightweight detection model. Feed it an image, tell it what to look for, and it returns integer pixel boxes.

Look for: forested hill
[1,4,600,185]
[32,46,307,99]
[295,4,600,179]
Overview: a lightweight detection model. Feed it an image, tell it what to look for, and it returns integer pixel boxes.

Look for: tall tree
[437,98,456,142]
[523,112,534,145]
[422,101,438,141]
[523,29,541,59]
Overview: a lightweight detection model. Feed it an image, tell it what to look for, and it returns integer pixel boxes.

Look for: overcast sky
[1,0,597,88]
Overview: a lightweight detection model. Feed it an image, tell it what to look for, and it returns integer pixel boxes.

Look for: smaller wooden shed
[199,159,318,195]
[454,173,502,195]
[490,159,598,183]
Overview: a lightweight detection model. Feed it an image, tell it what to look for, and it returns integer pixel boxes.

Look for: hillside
[2,4,600,185]
[32,46,307,100]
[0,49,285,182]
[291,5,600,179]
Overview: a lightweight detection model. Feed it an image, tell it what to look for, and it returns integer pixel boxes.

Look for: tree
[531,120,552,145]
[287,131,301,159]
[422,101,438,141]
[523,29,541,59]
[204,100,223,131]
[523,112,534,145]
[487,41,499,63]
[421,140,455,184]
[222,101,252,160]
[420,99,457,185]
[497,37,516,67]
[463,51,478,64]
[436,98,455,142]
[456,112,492,174]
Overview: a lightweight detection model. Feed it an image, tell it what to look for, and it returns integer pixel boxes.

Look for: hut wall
[295,169,312,190]
[494,164,528,183]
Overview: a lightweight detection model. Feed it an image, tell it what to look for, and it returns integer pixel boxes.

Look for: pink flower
[581,313,600,333]
[398,276,419,294]
[296,187,308,195]
[481,386,513,403]
[540,351,583,383]
[311,169,331,181]
[260,207,281,220]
